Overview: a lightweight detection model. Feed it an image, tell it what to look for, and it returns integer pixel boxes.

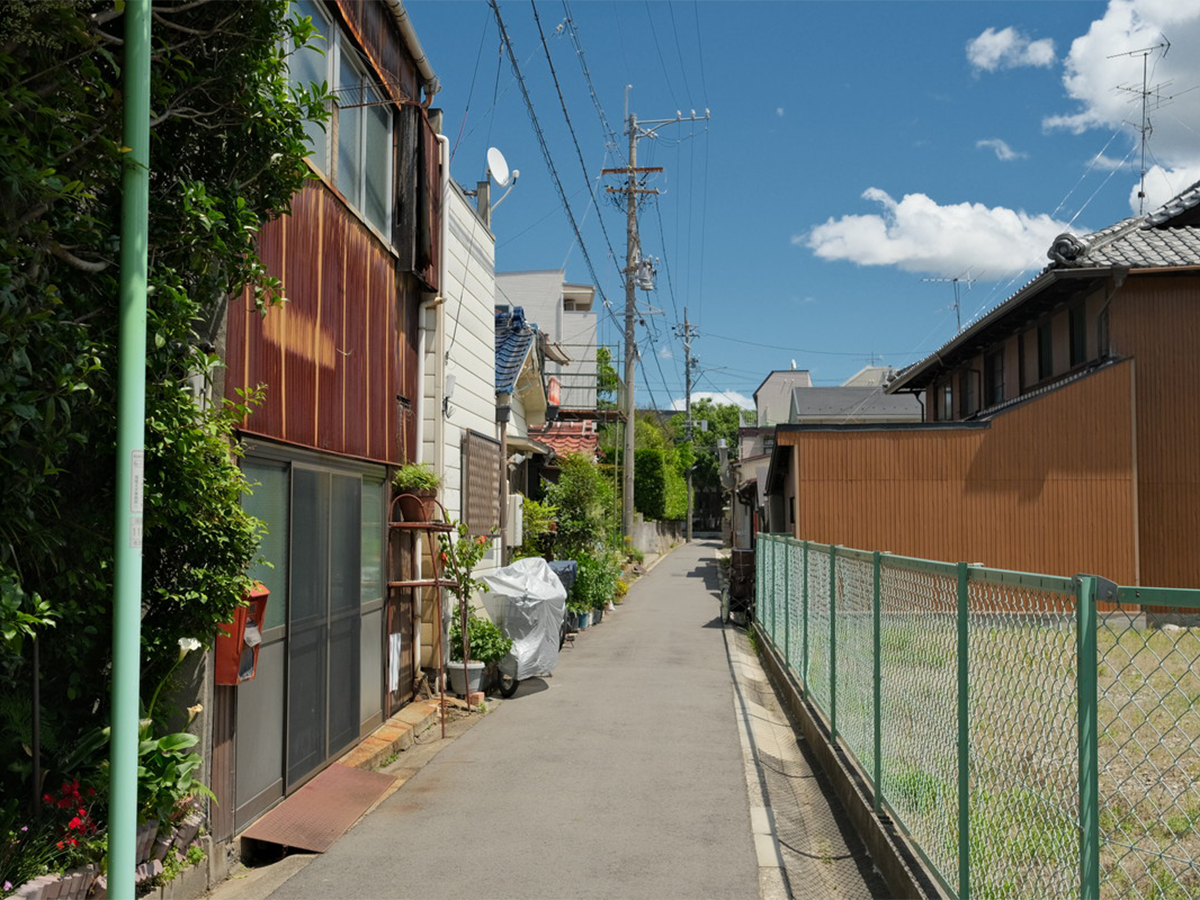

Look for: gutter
[382,0,440,105]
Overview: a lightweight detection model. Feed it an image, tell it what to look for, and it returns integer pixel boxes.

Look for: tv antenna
[1109,36,1196,214]
[922,270,979,333]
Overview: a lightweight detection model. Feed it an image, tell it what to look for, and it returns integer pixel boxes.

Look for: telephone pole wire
[680,307,697,543]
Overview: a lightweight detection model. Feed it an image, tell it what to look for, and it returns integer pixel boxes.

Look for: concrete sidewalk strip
[725,628,890,900]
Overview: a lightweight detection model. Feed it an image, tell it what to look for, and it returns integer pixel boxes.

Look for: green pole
[873,551,882,812]
[957,562,970,900]
[1077,576,1100,899]
[783,540,791,671]
[802,541,808,698]
[829,545,837,742]
[770,538,778,641]
[110,3,151,898]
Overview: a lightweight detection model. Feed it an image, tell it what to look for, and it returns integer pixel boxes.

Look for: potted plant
[392,462,440,522]
[448,608,512,695]
[438,523,504,701]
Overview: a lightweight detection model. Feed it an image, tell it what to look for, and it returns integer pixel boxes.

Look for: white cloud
[670,391,754,411]
[1129,162,1200,213]
[658,344,673,360]
[776,107,785,118]
[976,138,1027,161]
[1044,0,1200,212]
[800,188,1070,278]
[967,26,1056,72]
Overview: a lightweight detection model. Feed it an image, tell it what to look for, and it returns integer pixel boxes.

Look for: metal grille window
[1070,303,1087,368]
[461,430,501,536]
[286,1,392,236]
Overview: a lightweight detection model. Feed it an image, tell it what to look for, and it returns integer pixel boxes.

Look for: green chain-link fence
[754,534,1200,900]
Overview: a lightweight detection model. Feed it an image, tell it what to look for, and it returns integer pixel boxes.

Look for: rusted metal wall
[783,360,1137,583]
[226,182,415,464]
[334,0,419,105]
[1111,274,1200,588]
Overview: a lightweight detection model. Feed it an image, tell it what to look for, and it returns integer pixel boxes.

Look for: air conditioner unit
[504,493,524,547]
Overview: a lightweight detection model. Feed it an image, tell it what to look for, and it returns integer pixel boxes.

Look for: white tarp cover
[479,557,567,680]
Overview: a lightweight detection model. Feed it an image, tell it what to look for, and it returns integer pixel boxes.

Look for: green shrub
[571,550,622,612]
[449,608,513,665]
[543,453,615,557]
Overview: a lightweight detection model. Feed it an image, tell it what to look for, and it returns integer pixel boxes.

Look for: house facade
[769,181,1200,587]
[213,0,441,843]
[496,270,597,412]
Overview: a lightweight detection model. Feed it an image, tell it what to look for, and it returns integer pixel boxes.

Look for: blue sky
[406,0,1200,409]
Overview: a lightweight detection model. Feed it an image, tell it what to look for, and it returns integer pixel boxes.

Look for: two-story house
[767,180,1200,587]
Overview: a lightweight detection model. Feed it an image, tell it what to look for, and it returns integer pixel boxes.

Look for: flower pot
[575,609,590,630]
[447,659,486,695]
[396,489,436,522]
[592,605,604,625]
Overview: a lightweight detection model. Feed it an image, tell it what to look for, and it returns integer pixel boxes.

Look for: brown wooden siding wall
[334,0,419,105]
[226,182,412,465]
[782,360,1137,582]
[1110,274,1200,587]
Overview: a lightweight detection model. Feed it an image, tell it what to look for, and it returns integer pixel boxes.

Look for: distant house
[767,180,1200,587]
[496,270,597,412]
[753,369,813,426]
[789,386,921,425]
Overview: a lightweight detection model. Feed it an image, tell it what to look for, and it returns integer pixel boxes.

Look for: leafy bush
[392,462,440,492]
[570,550,622,612]
[449,609,513,665]
[543,453,615,557]
[0,0,324,815]
[512,496,556,560]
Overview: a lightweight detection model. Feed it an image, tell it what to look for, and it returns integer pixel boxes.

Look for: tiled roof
[528,420,600,458]
[495,307,535,394]
[1145,179,1200,226]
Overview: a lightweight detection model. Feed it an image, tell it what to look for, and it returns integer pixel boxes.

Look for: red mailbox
[215,583,269,686]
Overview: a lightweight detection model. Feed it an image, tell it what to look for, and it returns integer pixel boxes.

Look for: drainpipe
[110,4,150,899]
[382,0,441,106]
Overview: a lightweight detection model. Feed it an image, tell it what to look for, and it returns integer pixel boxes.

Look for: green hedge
[635,448,686,521]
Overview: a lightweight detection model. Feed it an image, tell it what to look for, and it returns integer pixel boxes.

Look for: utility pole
[604,103,709,538]
[679,308,697,542]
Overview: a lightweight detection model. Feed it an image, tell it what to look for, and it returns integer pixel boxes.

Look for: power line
[530,1,622,279]
[489,0,610,309]
[642,1,682,110]
[560,0,624,164]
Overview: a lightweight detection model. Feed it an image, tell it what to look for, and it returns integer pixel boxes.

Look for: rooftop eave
[885,266,1116,395]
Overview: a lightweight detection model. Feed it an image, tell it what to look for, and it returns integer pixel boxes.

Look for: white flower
[177,637,202,661]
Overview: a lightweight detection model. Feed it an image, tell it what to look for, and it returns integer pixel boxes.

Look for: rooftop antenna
[1108,37,1195,214]
[922,270,979,332]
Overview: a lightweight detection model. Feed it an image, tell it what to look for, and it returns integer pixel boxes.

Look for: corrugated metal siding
[229,182,413,465]
[334,0,419,105]
[1111,274,1200,587]
[784,361,1137,582]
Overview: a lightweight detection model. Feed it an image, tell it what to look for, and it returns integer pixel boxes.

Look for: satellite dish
[487,147,510,187]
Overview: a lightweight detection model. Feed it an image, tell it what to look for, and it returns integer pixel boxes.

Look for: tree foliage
[0,0,325,799]
[671,399,752,492]
[543,452,616,557]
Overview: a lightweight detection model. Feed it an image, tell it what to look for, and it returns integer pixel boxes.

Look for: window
[462,430,502,536]
[938,381,953,421]
[960,370,976,418]
[1037,321,1053,381]
[1069,304,1087,368]
[984,349,1005,406]
[1097,306,1110,358]
[287,1,392,236]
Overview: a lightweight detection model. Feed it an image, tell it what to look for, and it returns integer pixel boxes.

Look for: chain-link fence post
[957,561,970,900]
[1076,575,1099,899]
[802,541,809,698]
[830,544,839,743]
[784,539,791,670]
[873,550,882,812]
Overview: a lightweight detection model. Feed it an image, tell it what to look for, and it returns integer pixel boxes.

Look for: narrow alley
[243,542,887,900]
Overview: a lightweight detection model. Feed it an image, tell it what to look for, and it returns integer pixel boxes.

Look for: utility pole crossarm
[600,166,664,174]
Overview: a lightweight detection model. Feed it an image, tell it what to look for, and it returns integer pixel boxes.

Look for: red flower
[68,817,82,831]
[86,788,96,796]
[78,808,87,817]
[56,841,64,850]
[57,799,70,809]
[42,793,53,804]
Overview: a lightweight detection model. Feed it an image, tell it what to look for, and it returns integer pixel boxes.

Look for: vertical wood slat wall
[227,183,410,465]
[784,360,1138,584]
[1111,274,1200,587]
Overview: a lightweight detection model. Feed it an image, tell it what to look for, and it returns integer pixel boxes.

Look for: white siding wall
[559,309,597,409]
[423,185,502,572]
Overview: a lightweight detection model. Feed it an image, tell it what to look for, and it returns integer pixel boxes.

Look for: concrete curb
[751,623,946,900]
[336,697,443,771]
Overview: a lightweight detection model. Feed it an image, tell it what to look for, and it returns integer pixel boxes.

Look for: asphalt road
[268,540,758,899]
